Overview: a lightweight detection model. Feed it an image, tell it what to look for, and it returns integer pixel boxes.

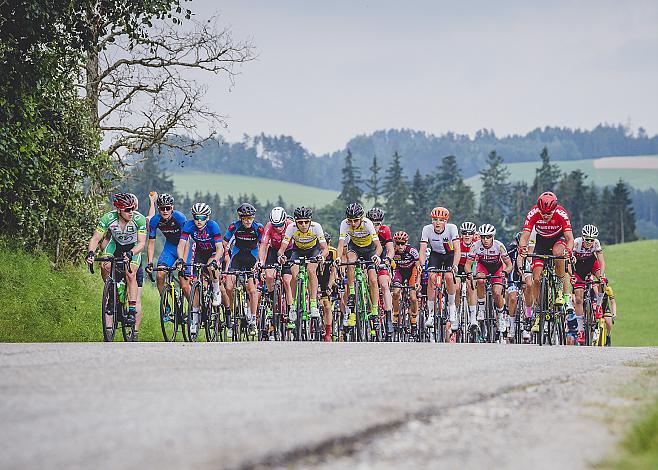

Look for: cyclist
[176,202,224,335]
[223,203,264,335]
[318,231,338,341]
[277,206,329,328]
[506,231,535,343]
[456,222,478,331]
[257,206,293,308]
[367,207,395,337]
[419,206,460,341]
[518,192,577,341]
[391,231,420,337]
[465,224,513,341]
[336,203,383,327]
[571,224,608,345]
[86,193,147,334]
[145,192,188,295]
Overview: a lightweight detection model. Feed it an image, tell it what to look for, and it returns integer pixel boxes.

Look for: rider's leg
[367,267,379,316]
[156,270,166,294]
[467,278,477,325]
[410,290,418,324]
[493,283,506,333]
[475,272,486,320]
[427,272,437,324]
[507,289,518,339]
[392,288,400,322]
[246,278,259,322]
[573,288,584,316]
[283,273,293,308]
[446,273,458,332]
[308,263,320,317]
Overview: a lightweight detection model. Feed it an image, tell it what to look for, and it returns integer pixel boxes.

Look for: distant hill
[160,124,658,190]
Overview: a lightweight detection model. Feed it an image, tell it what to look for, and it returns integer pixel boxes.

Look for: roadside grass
[603,240,658,347]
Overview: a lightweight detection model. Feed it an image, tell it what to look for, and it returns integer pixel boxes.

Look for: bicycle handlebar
[88,256,131,275]
[524,253,567,260]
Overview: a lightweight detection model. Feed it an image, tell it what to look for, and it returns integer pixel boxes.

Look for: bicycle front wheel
[160,284,177,342]
[187,282,201,342]
[101,280,118,342]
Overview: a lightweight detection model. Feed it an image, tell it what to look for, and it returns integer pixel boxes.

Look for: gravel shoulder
[0,343,656,470]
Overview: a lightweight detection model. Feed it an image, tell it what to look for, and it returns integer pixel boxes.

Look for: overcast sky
[190,0,658,154]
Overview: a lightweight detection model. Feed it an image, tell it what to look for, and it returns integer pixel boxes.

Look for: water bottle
[117,280,126,303]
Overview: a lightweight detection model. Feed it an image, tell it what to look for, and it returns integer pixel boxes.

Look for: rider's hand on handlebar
[123,251,133,262]
[145,262,154,273]
[519,244,528,255]
[175,258,185,270]
[316,254,325,264]
[334,258,342,267]
[86,250,95,265]
[278,254,287,265]
[371,255,381,266]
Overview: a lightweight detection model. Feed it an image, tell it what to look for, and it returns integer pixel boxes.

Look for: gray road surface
[1,343,656,469]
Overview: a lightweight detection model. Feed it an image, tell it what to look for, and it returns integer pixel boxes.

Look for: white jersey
[573,237,602,260]
[420,223,459,254]
[339,218,377,248]
[468,239,509,265]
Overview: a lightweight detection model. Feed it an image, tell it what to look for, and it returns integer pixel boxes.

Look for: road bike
[225,270,256,342]
[287,256,325,341]
[90,256,136,342]
[257,264,286,341]
[527,254,568,346]
[475,274,507,343]
[454,273,471,343]
[342,260,382,342]
[426,267,451,343]
[183,262,223,342]
[392,280,415,342]
[149,265,186,342]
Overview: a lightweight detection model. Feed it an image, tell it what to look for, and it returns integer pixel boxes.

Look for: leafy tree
[478,151,512,238]
[365,155,382,206]
[607,180,637,244]
[432,155,476,225]
[338,149,363,204]
[531,147,562,197]
[508,181,532,231]
[410,170,431,226]
[383,151,412,232]
[556,170,589,231]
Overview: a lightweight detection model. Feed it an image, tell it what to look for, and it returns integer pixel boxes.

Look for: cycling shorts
[290,244,320,263]
[476,261,504,284]
[428,251,454,271]
[157,242,178,268]
[102,239,141,266]
[230,250,257,272]
[532,234,567,269]
[393,266,418,287]
[572,258,601,289]
[347,241,376,269]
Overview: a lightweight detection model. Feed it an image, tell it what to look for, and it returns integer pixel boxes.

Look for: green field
[171,171,339,207]
[465,156,658,194]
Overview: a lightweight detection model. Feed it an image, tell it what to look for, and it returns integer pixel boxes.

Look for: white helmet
[191,202,211,216]
[478,223,496,237]
[582,224,599,238]
[460,221,477,233]
[269,206,287,226]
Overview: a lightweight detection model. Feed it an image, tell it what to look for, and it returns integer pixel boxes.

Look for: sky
[187,0,658,155]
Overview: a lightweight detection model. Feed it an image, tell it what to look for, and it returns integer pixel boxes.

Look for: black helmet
[293,206,313,220]
[157,193,174,207]
[237,202,256,217]
[366,207,384,222]
[345,203,364,218]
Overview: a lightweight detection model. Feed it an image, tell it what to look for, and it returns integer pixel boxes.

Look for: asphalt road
[1,343,656,470]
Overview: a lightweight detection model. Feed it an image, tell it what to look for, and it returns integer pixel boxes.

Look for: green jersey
[96,210,147,246]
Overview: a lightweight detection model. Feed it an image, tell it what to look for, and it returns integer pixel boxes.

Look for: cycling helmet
[345,203,364,218]
[537,191,558,214]
[269,206,287,226]
[293,206,313,220]
[237,202,256,217]
[478,223,496,237]
[191,202,211,216]
[366,207,384,222]
[393,231,409,243]
[113,193,134,210]
[157,193,174,207]
[324,231,332,244]
[582,224,599,238]
[460,221,477,233]
[430,206,450,220]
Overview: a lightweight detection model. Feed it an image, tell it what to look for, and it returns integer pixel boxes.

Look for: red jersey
[459,238,473,266]
[377,224,393,245]
[523,204,572,238]
[262,219,292,249]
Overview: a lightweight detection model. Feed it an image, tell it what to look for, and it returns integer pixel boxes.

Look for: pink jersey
[262,219,292,250]
[523,205,572,238]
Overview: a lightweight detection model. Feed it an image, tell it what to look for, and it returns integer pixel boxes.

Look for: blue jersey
[224,220,264,257]
[148,210,187,246]
[181,220,222,254]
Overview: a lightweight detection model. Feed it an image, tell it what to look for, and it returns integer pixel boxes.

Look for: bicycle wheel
[160,284,177,342]
[101,280,118,342]
[204,294,219,342]
[120,302,136,342]
[187,281,201,342]
[331,299,341,342]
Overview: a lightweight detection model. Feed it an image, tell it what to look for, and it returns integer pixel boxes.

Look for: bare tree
[82,7,254,164]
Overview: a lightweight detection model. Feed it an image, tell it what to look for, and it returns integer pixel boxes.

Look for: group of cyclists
[86,189,616,344]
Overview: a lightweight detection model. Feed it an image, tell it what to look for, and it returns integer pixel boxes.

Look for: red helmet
[113,193,134,210]
[537,192,558,214]
[393,231,409,243]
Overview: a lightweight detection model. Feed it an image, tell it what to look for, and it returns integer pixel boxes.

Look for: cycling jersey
[148,210,187,245]
[339,218,377,248]
[420,223,459,254]
[376,224,393,245]
[283,221,326,250]
[224,220,264,257]
[573,237,602,260]
[468,239,509,265]
[180,220,222,255]
[523,205,572,238]
[96,210,147,246]
[262,219,292,250]
[393,244,419,270]
[458,238,474,266]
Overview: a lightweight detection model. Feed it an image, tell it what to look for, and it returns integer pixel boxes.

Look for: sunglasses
[194,215,208,221]
[296,219,311,224]
[432,217,448,222]
[347,218,361,223]
[481,235,493,239]
[584,237,596,242]
[240,216,255,222]
[395,242,406,246]
[122,207,135,213]
[461,231,475,236]
[159,205,173,212]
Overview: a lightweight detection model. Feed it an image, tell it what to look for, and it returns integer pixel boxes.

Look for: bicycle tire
[187,281,201,342]
[160,284,177,342]
[204,294,219,343]
[101,279,118,342]
[120,302,136,342]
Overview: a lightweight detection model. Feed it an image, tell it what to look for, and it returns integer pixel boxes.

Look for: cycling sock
[370,304,377,314]
[428,302,435,316]
[213,281,220,293]
[310,299,317,309]
[525,306,533,318]
[128,300,136,313]
[509,319,516,336]
[468,305,476,323]
[576,315,584,332]
[325,324,331,336]
[448,294,456,306]
[349,285,355,295]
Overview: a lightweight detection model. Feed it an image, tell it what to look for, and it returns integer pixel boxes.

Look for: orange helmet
[393,231,409,243]
[430,206,450,220]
